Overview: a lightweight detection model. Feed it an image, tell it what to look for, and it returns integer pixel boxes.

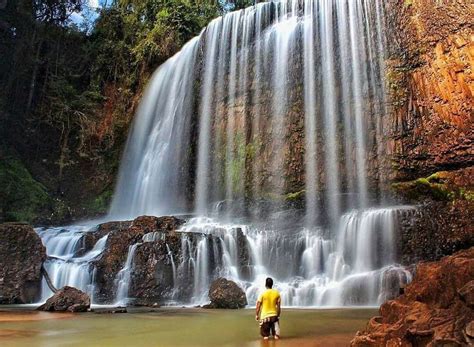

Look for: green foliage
[0,0,251,221]
[92,0,223,86]
[0,154,51,223]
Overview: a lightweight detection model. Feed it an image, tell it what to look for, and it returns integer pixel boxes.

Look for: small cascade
[193,237,210,302]
[114,243,140,305]
[142,231,165,242]
[36,226,108,302]
[165,243,177,287]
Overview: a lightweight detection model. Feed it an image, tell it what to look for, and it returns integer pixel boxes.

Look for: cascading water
[36,0,415,307]
[109,37,200,218]
[174,207,413,306]
[114,243,140,305]
[110,0,390,220]
[36,226,108,302]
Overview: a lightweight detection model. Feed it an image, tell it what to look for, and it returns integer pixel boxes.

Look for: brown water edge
[0,307,377,347]
[0,311,74,322]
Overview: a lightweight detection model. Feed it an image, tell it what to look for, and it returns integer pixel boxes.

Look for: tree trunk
[41,264,58,294]
[57,120,70,195]
[25,35,43,116]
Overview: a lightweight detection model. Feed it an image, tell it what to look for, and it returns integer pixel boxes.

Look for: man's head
[265,277,273,289]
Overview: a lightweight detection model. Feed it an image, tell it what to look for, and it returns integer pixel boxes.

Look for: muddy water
[0,308,375,346]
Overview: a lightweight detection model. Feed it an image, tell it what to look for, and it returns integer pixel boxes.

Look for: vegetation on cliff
[0,0,252,224]
[0,151,51,222]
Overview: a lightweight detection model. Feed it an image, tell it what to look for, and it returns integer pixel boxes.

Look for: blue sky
[70,0,107,27]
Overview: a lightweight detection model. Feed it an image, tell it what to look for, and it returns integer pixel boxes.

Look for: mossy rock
[392,171,472,202]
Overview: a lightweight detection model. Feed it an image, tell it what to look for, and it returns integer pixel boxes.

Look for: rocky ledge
[206,278,247,309]
[92,215,185,304]
[351,247,474,346]
[38,286,90,312]
[0,223,46,304]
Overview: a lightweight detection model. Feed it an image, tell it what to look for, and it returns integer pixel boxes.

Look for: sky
[69,0,105,28]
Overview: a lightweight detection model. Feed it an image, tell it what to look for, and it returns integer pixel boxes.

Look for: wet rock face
[38,286,90,312]
[235,228,252,281]
[81,220,133,256]
[351,248,474,346]
[0,223,46,304]
[207,278,247,309]
[93,216,184,304]
[128,234,181,306]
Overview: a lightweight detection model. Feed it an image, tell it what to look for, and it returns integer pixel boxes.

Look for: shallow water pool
[0,307,376,347]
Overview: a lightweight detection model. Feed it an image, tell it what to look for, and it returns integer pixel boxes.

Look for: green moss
[0,155,52,223]
[86,189,113,215]
[460,189,474,202]
[392,171,472,202]
[222,132,263,197]
[285,190,306,201]
[416,178,454,200]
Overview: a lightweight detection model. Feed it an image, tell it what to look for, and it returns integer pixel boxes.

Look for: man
[255,277,281,340]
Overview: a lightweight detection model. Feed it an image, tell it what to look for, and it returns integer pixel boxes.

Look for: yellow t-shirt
[257,288,281,319]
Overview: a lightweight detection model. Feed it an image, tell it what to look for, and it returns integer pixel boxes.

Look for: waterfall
[36,226,108,302]
[109,0,389,220]
[36,0,416,308]
[173,206,413,306]
[114,243,140,305]
[109,37,200,218]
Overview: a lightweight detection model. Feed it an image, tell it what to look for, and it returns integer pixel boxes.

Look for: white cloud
[88,0,100,9]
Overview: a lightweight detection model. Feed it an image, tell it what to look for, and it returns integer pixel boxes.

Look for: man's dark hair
[265,277,273,289]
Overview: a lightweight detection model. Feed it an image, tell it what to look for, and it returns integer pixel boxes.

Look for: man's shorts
[259,316,280,337]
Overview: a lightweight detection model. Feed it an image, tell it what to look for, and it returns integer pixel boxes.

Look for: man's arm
[276,297,281,317]
[256,300,261,321]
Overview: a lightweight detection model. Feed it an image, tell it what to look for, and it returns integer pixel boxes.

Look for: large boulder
[208,278,247,309]
[0,223,46,304]
[351,248,474,346]
[38,286,90,312]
